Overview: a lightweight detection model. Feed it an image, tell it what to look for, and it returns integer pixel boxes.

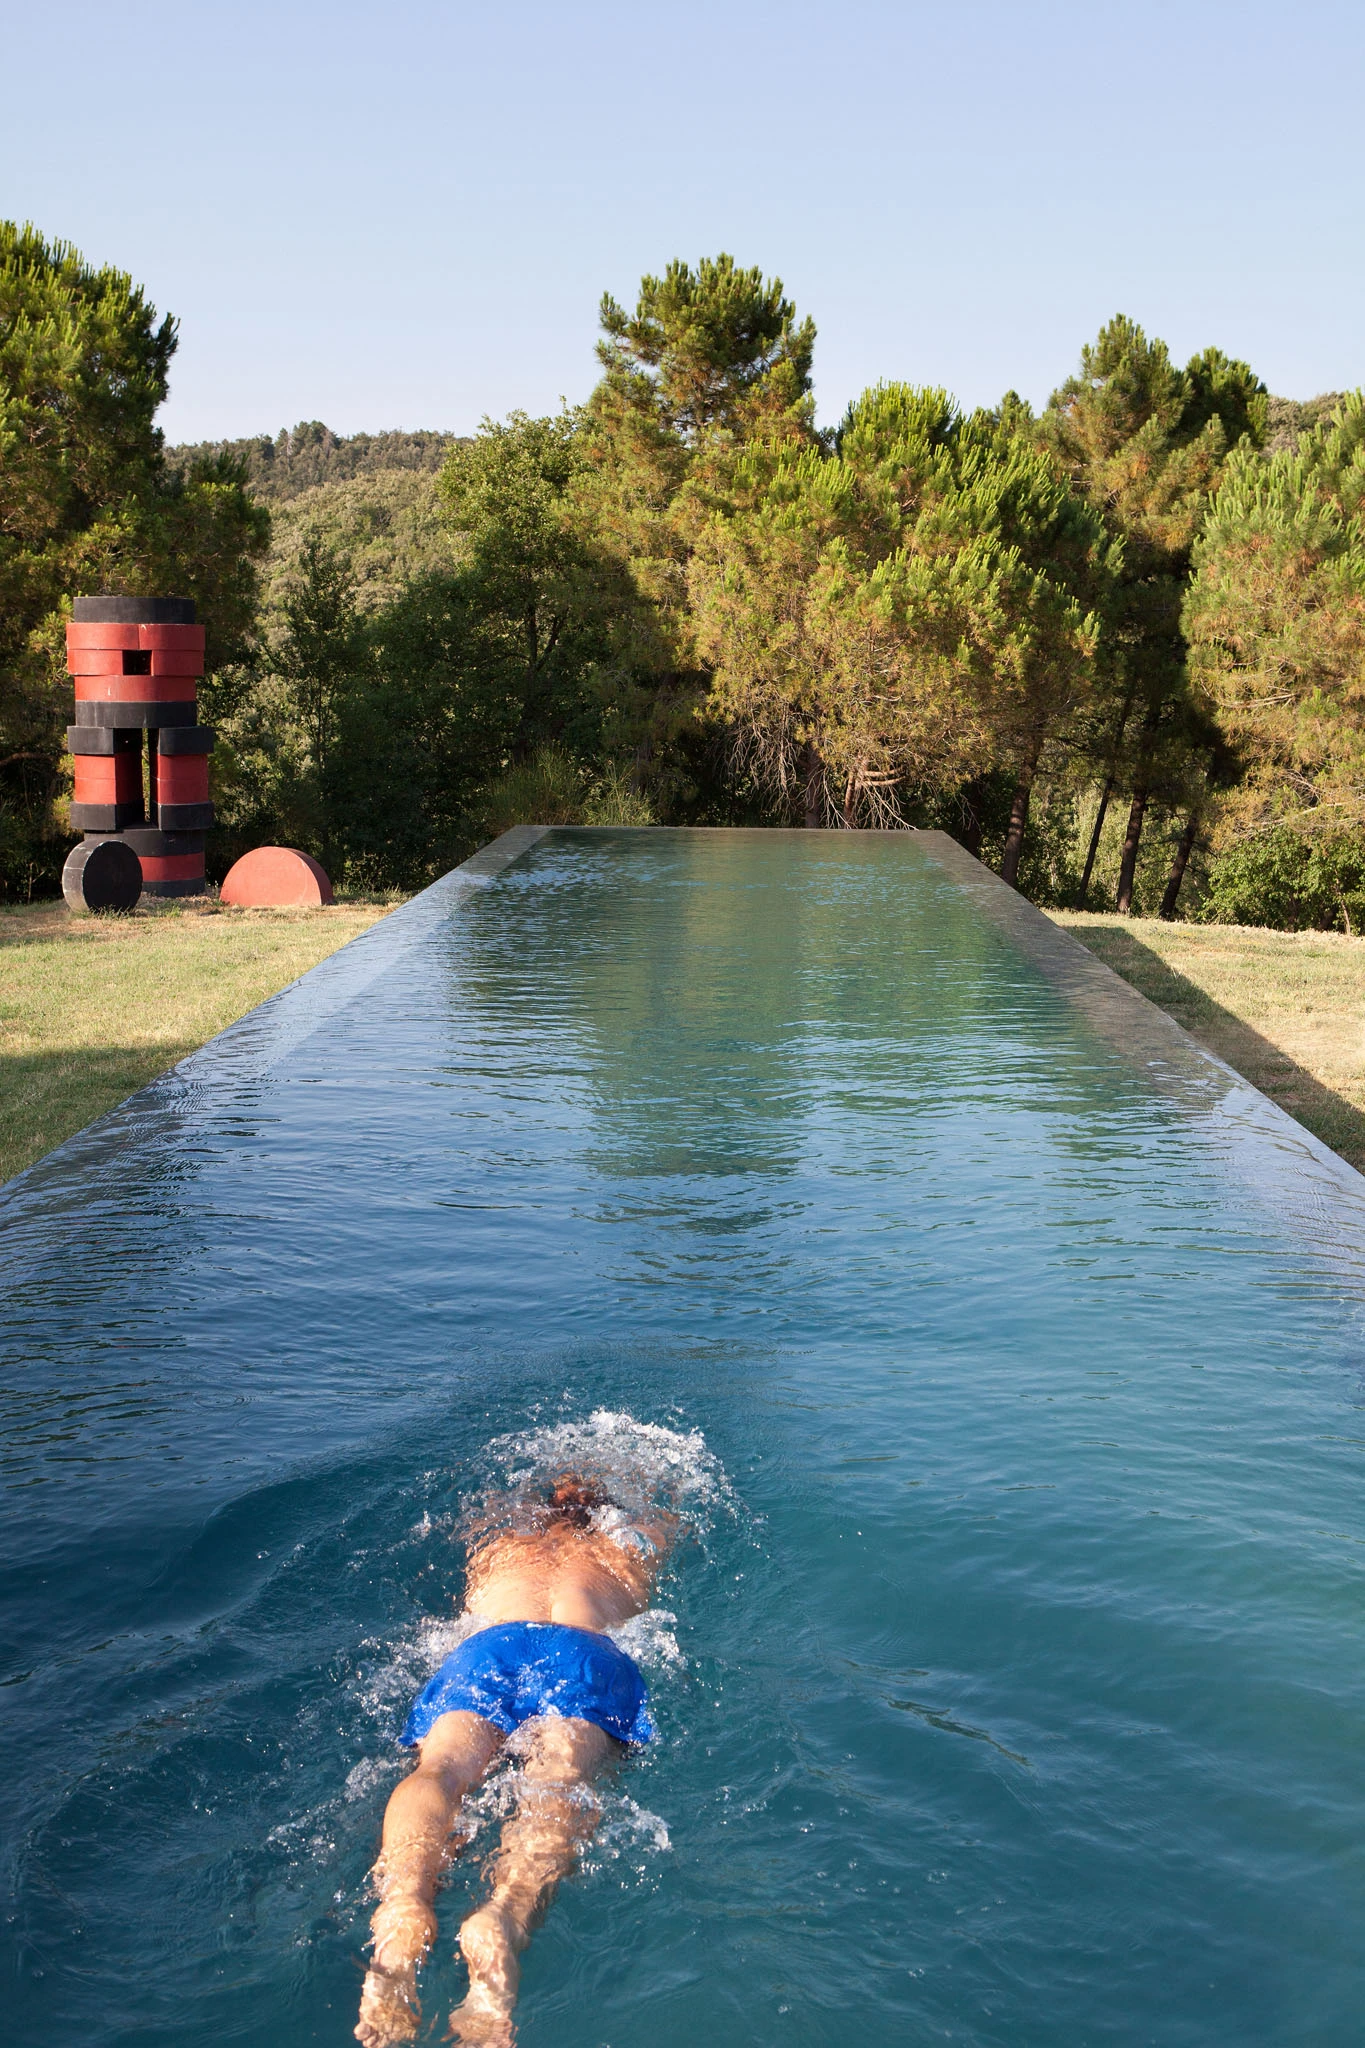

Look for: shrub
[461,746,654,847]
[1197,826,1365,932]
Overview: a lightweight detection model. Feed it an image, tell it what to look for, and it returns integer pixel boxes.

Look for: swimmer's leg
[450,1714,616,2045]
[356,1709,504,2048]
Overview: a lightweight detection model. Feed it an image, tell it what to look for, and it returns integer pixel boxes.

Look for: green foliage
[581,254,820,766]
[461,746,656,844]
[259,471,452,616]
[1039,315,1267,903]
[691,383,1112,829]
[16,227,1352,933]
[1264,393,1345,455]
[596,254,815,442]
[165,422,456,501]
[1,222,173,895]
[1197,826,1365,933]
[439,411,644,764]
[1184,392,1365,839]
[911,769,1082,905]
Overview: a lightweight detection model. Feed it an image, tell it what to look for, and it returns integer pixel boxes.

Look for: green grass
[0,896,398,1186]
[1053,913,1365,1172]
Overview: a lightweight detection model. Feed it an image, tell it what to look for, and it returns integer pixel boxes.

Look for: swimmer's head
[547,1473,609,1526]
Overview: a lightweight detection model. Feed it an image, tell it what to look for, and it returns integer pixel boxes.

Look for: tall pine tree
[1040,316,1265,910]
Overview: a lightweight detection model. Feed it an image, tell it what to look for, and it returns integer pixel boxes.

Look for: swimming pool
[2,827,1363,2046]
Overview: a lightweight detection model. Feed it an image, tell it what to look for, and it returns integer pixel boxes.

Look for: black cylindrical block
[67,726,145,756]
[62,837,142,913]
[71,596,197,624]
[116,826,206,857]
[156,726,215,755]
[69,803,146,831]
[155,803,215,830]
[74,699,198,730]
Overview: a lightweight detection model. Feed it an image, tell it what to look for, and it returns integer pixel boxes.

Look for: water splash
[609,1606,685,1673]
[478,1407,734,1526]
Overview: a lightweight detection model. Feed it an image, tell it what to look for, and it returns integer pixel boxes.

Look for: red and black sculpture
[62,596,214,911]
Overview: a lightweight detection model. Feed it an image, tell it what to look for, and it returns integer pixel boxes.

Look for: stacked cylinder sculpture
[64,596,214,904]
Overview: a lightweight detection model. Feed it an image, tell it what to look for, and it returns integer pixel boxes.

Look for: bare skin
[356,1490,676,2047]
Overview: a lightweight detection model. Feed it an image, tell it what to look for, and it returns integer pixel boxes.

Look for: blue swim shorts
[399,1621,655,1748]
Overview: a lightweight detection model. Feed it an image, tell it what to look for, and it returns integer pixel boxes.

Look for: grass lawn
[0,896,398,1187]
[1053,913,1365,1173]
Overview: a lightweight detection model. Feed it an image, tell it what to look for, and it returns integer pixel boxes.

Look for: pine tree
[1040,316,1265,911]
[1184,392,1365,845]
[578,256,819,809]
[690,383,1111,843]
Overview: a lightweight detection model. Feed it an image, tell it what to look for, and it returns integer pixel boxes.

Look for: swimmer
[356,1475,678,2047]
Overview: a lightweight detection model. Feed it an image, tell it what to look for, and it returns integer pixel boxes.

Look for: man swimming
[356,1476,677,2047]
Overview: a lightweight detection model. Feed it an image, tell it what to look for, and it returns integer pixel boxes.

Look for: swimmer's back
[464,1522,653,1633]
[462,1507,675,1630]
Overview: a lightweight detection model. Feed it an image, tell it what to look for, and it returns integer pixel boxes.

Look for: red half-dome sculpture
[219,847,333,907]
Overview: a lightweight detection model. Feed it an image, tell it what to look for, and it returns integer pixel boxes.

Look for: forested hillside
[4,223,1361,925]
[165,422,456,500]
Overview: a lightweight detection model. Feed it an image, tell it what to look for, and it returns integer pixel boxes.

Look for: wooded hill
[165,423,457,502]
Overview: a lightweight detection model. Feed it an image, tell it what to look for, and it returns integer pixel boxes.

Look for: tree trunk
[958,777,986,858]
[1077,687,1136,907]
[1115,787,1149,914]
[1159,808,1200,920]
[842,772,857,830]
[1000,763,1035,888]
[802,742,823,828]
[1077,774,1114,906]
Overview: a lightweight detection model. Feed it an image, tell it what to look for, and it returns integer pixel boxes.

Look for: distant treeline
[3,220,1363,929]
[165,423,459,502]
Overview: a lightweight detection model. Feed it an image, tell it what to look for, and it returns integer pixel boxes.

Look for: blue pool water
[2,827,1363,2047]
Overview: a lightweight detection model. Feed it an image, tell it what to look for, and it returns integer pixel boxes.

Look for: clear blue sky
[5,0,1360,441]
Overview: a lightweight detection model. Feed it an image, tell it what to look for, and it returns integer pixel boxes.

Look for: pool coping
[911,827,1365,1210]
[0,826,558,1206]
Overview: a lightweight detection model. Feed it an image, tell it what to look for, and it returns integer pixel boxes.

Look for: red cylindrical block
[156,752,210,804]
[140,853,205,884]
[148,650,205,677]
[67,648,142,675]
[66,622,143,653]
[73,753,142,805]
[75,673,198,703]
[139,623,205,654]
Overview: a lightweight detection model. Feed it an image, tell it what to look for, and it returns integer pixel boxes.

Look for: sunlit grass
[0,895,399,1186]
[1055,912,1365,1172]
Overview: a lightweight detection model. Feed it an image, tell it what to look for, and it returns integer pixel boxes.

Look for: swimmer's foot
[356,1896,438,2046]
[355,1960,421,2047]
[449,1903,520,2045]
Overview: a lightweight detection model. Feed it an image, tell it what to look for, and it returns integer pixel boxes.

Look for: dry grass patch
[0,895,398,1186]
[1053,913,1365,1172]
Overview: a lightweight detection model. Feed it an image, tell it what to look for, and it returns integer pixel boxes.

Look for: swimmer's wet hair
[462,1472,611,1555]
[547,1473,610,1526]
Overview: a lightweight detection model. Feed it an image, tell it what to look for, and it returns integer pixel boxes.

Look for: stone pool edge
[915,827,1365,1212]
[0,826,556,1207]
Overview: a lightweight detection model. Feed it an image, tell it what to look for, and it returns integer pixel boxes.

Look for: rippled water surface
[3,828,1364,2047]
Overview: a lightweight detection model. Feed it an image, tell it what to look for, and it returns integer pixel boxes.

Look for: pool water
[2,827,1363,2047]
